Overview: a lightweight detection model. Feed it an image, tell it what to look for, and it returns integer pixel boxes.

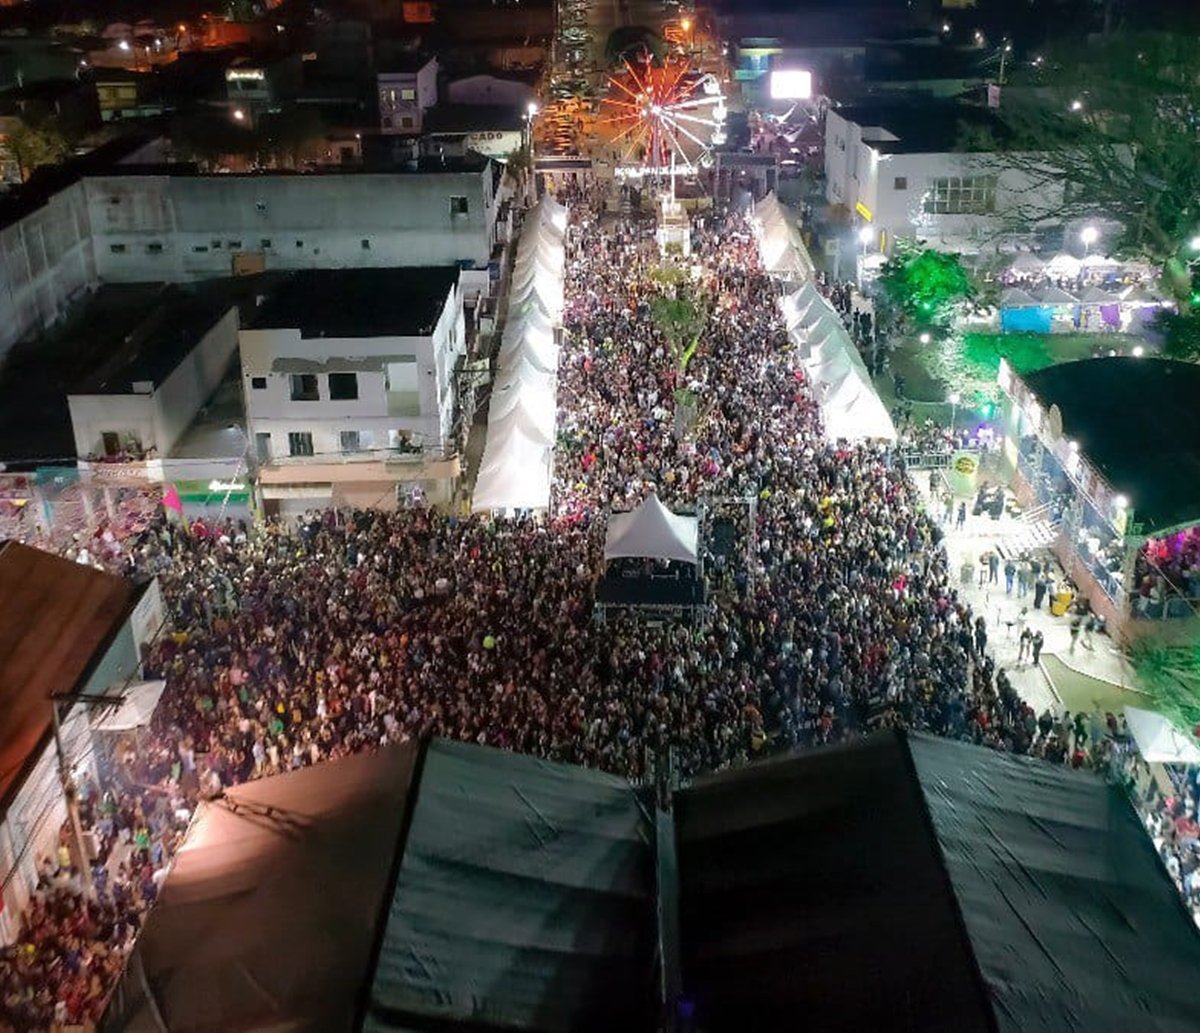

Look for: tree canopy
[878,243,973,325]
[978,32,1200,299]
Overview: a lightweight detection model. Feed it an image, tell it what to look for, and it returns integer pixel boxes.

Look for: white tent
[1123,707,1200,765]
[753,192,816,282]
[604,494,699,566]
[494,353,557,394]
[489,378,556,424]
[498,328,559,373]
[1044,253,1082,278]
[472,457,552,512]
[1008,252,1045,274]
[92,680,168,733]
[781,282,822,326]
[487,397,556,447]
[822,388,897,442]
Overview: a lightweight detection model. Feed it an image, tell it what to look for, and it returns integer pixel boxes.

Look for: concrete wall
[85,170,497,279]
[152,306,239,454]
[67,393,155,457]
[0,181,97,361]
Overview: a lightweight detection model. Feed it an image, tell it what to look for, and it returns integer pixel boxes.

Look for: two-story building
[377,54,437,135]
[240,267,465,515]
[824,101,1063,256]
[225,53,303,126]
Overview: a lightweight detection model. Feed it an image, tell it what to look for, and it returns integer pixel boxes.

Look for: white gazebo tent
[91,680,168,733]
[1123,707,1200,765]
[604,494,699,566]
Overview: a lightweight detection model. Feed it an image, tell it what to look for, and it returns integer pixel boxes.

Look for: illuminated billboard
[769,69,813,100]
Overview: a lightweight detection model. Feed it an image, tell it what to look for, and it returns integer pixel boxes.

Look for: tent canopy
[364,740,657,1033]
[1123,706,1200,764]
[604,493,699,566]
[92,680,167,733]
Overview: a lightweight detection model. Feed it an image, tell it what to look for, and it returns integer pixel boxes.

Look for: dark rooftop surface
[67,282,246,395]
[1023,357,1200,533]
[831,100,1008,153]
[423,103,524,135]
[0,278,267,464]
[250,268,459,338]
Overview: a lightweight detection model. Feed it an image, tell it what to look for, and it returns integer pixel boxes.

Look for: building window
[340,430,362,452]
[893,176,908,190]
[109,244,126,254]
[361,238,371,250]
[382,116,392,128]
[328,372,359,400]
[193,245,209,253]
[255,432,272,462]
[296,240,304,248]
[289,374,320,401]
[251,376,267,389]
[287,431,314,457]
[400,87,416,101]
[449,196,469,216]
[400,116,414,128]
[147,242,163,253]
[261,238,272,249]
[923,175,997,215]
[228,240,243,249]
[211,240,222,249]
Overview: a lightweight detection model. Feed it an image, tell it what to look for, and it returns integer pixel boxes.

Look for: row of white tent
[751,191,816,281]
[473,196,569,512]
[780,281,897,442]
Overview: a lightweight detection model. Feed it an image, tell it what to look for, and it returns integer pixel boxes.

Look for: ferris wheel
[601,55,727,175]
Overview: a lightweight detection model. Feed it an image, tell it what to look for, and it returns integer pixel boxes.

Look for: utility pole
[50,700,93,895]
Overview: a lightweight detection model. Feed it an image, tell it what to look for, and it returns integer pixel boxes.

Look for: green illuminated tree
[878,243,973,326]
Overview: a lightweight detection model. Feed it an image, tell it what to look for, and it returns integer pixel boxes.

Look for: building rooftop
[0,542,142,815]
[423,103,524,136]
[1023,357,1200,534]
[831,100,1009,153]
[250,267,460,338]
[66,281,255,396]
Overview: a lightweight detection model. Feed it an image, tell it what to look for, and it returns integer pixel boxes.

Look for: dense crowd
[1,201,1193,1030]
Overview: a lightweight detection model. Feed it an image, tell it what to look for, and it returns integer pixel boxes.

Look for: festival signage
[946,450,980,496]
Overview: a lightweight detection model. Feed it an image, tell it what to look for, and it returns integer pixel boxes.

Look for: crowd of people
[0,198,1194,1030]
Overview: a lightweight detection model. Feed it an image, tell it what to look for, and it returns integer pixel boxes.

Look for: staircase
[998,502,1061,559]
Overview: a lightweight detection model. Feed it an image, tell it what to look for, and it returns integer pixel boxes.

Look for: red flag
[163,483,184,514]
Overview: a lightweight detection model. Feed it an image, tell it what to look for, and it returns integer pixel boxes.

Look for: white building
[824,102,1063,254]
[378,55,438,135]
[0,157,502,362]
[240,267,465,515]
[65,283,239,462]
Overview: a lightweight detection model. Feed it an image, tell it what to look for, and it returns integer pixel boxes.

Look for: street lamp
[1189,235,1200,252]
[1080,225,1098,255]
[948,391,961,430]
[919,332,931,345]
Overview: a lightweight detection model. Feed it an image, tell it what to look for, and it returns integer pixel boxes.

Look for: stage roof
[675,730,1200,1033]
[1023,358,1200,533]
[0,541,140,813]
[100,745,420,1033]
[674,731,994,1033]
[363,739,658,1033]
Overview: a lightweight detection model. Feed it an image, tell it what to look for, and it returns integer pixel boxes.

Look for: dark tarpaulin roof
[674,732,994,1033]
[100,745,420,1033]
[910,733,1200,1033]
[1023,358,1200,533]
[676,730,1200,1033]
[363,739,658,1033]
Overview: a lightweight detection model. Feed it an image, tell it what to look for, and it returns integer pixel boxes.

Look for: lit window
[923,176,997,215]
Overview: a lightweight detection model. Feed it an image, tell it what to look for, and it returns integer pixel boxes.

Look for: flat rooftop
[250,267,460,338]
[1023,357,1200,534]
[0,542,141,814]
[67,281,255,395]
[832,100,1010,153]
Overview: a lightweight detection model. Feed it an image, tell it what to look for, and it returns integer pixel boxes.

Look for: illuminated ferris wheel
[602,55,727,175]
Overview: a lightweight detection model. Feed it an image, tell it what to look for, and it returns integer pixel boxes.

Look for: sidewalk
[920,479,1144,718]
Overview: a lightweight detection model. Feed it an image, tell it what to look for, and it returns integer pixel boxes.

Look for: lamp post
[856,225,873,289]
[1080,224,1099,256]
[948,390,961,432]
